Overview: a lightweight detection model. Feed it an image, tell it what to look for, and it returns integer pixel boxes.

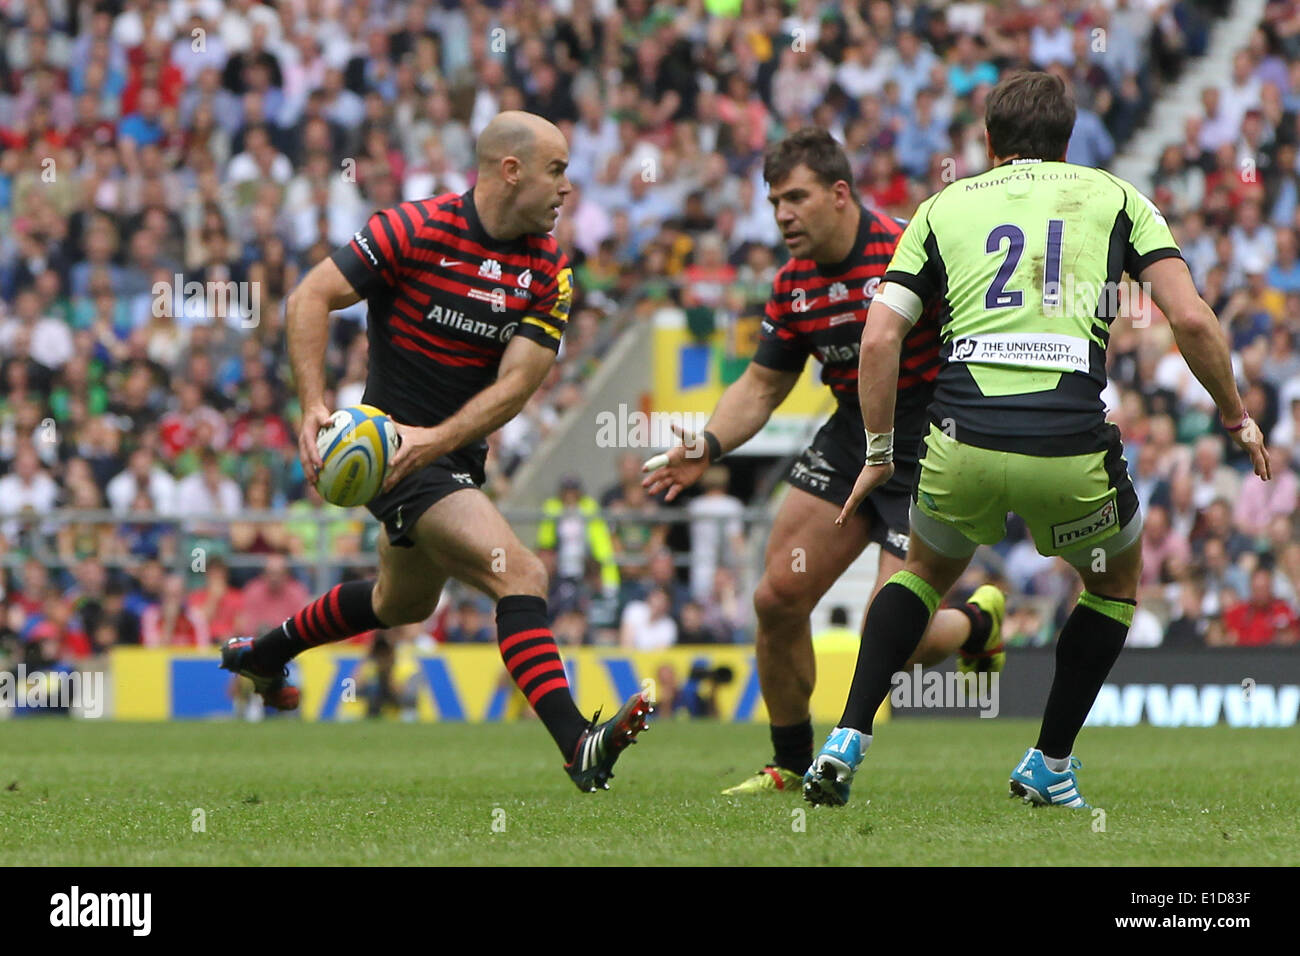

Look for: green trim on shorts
[1079,591,1136,627]
[888,570,941,617]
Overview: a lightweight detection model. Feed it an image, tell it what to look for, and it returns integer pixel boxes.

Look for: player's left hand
[836,462,894,526]
[381,423,441,494]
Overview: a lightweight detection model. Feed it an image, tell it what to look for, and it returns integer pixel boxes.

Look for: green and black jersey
[882,159,1181,456]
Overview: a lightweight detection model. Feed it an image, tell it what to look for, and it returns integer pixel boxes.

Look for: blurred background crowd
[2,0,1295,674]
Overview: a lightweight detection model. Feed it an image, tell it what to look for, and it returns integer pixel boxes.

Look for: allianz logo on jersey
[816,342,858,364]
[424,303,517,341]
[949,333,1089,372]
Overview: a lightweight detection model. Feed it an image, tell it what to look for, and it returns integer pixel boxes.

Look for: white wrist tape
[865,429,894,465]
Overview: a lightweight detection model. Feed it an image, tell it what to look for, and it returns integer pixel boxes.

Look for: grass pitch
[0,718,1296,866]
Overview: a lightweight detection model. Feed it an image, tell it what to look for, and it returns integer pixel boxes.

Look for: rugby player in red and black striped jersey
[220,112,652,793]
[643,130,1006,793]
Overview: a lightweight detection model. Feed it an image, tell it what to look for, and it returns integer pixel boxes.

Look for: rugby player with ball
[220,112,653,793]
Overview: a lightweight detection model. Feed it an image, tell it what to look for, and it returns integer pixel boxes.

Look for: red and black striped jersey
[332,189,573,436]
[753,205,941,437]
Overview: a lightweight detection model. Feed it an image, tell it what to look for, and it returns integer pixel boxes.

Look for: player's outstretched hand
[1230,416,1272,481]
[298,402,334,485]
[836,462,894,526]
[381,422,433,494]
[641,423,712,502]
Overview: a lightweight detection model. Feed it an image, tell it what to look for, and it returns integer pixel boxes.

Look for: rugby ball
[315,405,400,507]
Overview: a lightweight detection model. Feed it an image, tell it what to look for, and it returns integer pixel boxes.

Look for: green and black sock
[838,571,940,734]
[1035,591,1134,759]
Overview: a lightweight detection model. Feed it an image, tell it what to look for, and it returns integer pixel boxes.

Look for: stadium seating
[3,0,1296,666]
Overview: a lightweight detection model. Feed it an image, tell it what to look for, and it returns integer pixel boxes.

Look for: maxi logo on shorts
[1051,497,1118,550]
[949,333,1090,373]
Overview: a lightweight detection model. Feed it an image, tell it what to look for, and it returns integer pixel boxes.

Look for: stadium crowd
[2,0,1294,674]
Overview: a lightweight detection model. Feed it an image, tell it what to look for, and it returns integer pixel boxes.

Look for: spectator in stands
[227,472,287,556]
[676,600,716,645]
[701,565,748,644]
[284,481,365,559]
[1186,435,1241,510]
[354,632,419,719]
[538,475,620,599]
[238,553,310,636]
[0,442,59,542]
[171,447,242,521]
[812,605,859,653]
[187,555,245,645]
[443,598,493,644]
[0,0,1264,658]
[10,558,50,617]
[106,445,176,514]
[87,578,142,649]
[1223,566,1300,646]
[1234,446,1299,539]
[141,572,210,648]
[600,451,646,507]
[1164,577,1211,649]
[686,465,745,602]
[1142,504,1193,586]
[56,479,116,564]
[620,586,677,651]
[551,607,589,647]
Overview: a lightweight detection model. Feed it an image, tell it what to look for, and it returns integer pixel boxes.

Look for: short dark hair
[763,128,855,195]
[985,72,1076,161]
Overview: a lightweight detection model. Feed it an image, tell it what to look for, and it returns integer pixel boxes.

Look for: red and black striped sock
[956,601,992,654]
[496,595,587,756]
[252,581,387,670]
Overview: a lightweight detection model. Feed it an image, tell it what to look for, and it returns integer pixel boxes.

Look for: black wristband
[702,430,724,463]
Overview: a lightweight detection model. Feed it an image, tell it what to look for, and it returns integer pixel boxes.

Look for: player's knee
[497,550,548,600]
[1083,543,1142,601]
[754,574,814,625]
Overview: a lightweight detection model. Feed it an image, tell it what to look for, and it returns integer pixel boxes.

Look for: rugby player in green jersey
[803,72,1271,809]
